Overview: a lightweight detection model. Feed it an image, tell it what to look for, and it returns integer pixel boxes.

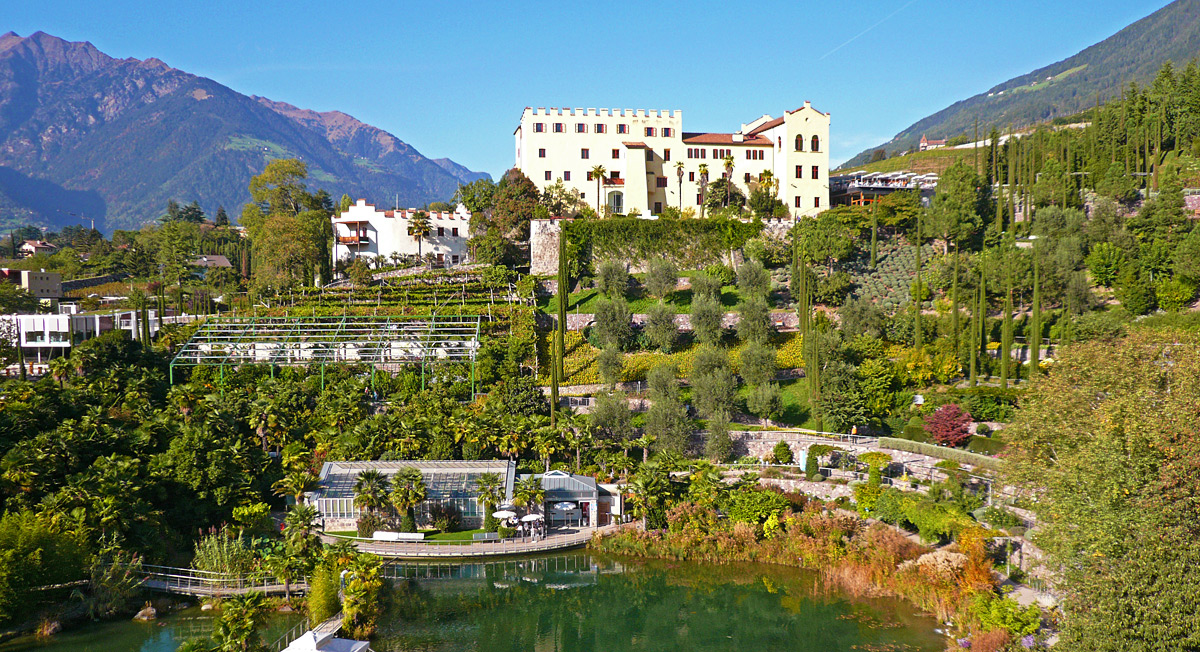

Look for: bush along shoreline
[590,493,1042,648]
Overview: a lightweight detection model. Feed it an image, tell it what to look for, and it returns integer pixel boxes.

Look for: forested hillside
[0,31,488,233]
[842,0,1200,168]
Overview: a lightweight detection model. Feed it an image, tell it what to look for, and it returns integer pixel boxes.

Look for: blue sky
[10,0,1175,178]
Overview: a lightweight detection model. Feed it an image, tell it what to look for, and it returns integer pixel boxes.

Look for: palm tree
[352,469,391,516]
[273,470,318,506]
[675,161,685,211]
[759,169,776,196]
[626,463,668,529]
[283,504,322,568]
[212,592,269,652]
[408,210,432,259]
[47,356,72,389]
[632,433,656,464]
[686,461,724,508]
[590,165,607,215]
[475,472,505,530]
[248,395,280,451]
[722,155,735,207]
[390,467,426,531]
[698,164,710,218]
[513,475,546,515]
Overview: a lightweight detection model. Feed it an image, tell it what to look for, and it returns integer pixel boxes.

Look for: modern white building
[514,104,830,218]
[331,200,472,268]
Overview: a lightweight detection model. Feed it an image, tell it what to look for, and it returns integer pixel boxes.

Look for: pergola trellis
[169,315,482,391]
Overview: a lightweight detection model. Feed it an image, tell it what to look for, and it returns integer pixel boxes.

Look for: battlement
[524,107,681,119]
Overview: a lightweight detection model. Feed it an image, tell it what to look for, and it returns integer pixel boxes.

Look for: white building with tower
[513,104,830,218]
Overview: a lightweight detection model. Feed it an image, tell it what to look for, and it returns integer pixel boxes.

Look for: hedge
[967,435,1005,455]
[564,216,763,271]
[878,437,1004,472]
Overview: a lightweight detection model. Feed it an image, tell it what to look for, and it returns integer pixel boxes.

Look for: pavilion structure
[168,314,482,391]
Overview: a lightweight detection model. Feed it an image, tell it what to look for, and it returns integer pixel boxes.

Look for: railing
[337,527,607,558]
[268,618,313,652]
[140,565,307,597]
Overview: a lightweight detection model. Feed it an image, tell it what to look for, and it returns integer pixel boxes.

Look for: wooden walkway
[324,524,623,559]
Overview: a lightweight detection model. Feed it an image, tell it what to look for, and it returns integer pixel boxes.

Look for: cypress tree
[1030,246,1041,374]
[969,281,979,387]
[913,211,923,349]
[556,228,568,379]
[870,202,878,269]
[979,252,989,369]
[951,246,960,352]
[1000,264,1013,389]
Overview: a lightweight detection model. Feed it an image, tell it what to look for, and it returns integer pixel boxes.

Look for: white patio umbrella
[520,513,544,522]
[492,510,517,519]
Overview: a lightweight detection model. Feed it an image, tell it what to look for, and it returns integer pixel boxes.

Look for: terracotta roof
[746,117,784,136]
[682,132,771,146]
[621,141,649,149]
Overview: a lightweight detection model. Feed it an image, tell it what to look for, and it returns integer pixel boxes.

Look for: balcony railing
[337,235,367,245]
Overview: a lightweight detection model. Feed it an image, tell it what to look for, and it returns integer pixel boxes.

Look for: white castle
[514,104,830,218]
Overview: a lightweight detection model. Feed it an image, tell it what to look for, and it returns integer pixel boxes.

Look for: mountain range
[840,0,1200,169]
[0,31,489,233]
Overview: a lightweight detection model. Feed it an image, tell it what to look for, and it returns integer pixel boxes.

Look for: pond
[2,552,946,652]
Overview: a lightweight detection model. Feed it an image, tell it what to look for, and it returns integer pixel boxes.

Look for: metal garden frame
[169,314,482,392]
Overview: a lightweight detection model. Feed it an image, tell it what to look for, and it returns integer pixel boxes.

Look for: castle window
[744,173,751,183]
[612,149,620,159]
[545,171,552,181]
[452,228,459,237]
[656,177,668,188]
[689,171,695,182]
[814,196,820,208]
[437,227,444,237]
[538,148,546,158]
[812,165,819,180]
[795,135,804,151]
[595,124,607,134]
[663,128,674,137]
[553,123,564,133]
[617,124,629,134]
[795,196,802,208]
[581,148,590,159]
[645,127,657,137]
[564,171,571,181]
[654,201,663,214]
[811,135,820,152]
[795,165,802,178]
[534,123,545,133]
[576,123,587,133]
[664,149,671,161]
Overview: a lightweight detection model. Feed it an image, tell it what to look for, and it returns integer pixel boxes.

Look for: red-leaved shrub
[924,403,973,447]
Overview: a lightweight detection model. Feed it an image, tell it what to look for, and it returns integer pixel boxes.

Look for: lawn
[425,528,486,541]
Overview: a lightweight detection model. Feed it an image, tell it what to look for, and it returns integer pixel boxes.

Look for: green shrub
[878,437,1004,471]
[771,440,794,464]
[901,416,929,442]
[307,564,341,624]
[723,488,790,524]
[967,435,1005,455]
[497,526,517,539]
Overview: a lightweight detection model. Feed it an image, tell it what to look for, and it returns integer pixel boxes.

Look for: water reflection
[374,552,944,652]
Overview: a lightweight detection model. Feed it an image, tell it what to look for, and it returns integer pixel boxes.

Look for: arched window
[795,135,804,152]
[811,135,820,152]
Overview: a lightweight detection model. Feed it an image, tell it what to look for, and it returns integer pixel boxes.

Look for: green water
[375,552,946,651]
[1,553,946,651]
[0,609,303,652]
